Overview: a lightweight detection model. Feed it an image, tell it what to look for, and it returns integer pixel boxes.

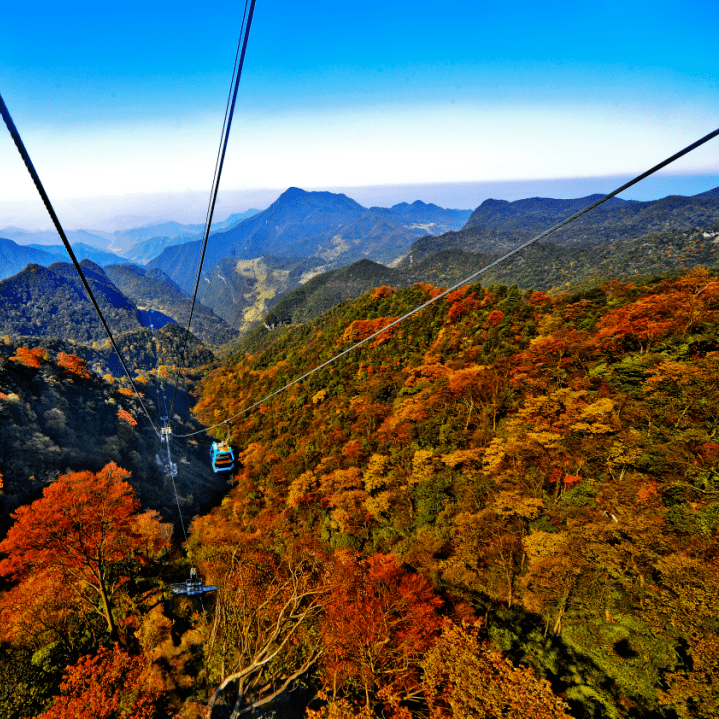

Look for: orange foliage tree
[421,622,572,718]
[0,463,167,641]
[11,346,47,368]
[118,408,138,426]
[36,643,166,719]
[56,352,91,379]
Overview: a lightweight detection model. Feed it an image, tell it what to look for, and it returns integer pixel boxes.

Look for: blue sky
[1,0,718,228]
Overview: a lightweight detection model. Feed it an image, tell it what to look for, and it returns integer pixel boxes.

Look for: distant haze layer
[2,173,718,232]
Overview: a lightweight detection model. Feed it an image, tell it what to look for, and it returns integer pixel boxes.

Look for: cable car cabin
[170,568,217,597]
[210,441,235,473]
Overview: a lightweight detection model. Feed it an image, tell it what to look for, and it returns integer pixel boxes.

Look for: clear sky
[1,0,718,229]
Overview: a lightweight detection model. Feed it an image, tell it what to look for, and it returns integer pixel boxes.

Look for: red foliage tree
[372,285,393,300]
[0,463,163,640]
[341,317,399,346]
[11,346,46,368]
[118,408,138,426]
[320,552,442,708]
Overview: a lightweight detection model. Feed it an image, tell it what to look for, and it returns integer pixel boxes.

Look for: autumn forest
[2,266,719,718]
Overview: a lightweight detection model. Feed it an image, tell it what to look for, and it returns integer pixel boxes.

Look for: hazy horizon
[2,172,719,234]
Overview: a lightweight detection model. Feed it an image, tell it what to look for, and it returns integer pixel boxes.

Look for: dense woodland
[2,262,719,718]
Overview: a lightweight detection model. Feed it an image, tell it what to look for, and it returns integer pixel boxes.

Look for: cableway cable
[174,125,719,439]
[168,0,256,423]
[148,311,188,541]
[0,91,158,433]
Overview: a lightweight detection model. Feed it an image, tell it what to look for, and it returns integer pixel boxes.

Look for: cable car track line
[168,0,256,423]
[174,125,719,439]
[0,91,158,432]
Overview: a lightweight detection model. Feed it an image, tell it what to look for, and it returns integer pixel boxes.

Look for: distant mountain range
[5,185,719,349]
[0,238,59,279]
[0,237,137,281]
[0,208,261,258]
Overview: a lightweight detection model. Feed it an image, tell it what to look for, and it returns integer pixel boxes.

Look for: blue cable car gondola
[210,441,235,473]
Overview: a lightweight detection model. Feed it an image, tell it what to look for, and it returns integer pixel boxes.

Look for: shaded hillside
[0,238,58,281]
[406,190,719,262]
[191,269,719,718]
[0,341,225,535]
[104,264,239,347]
[0,261,143,342]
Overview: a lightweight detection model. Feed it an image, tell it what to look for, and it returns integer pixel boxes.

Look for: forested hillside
[2,267,719,719]
[190,269,719,717]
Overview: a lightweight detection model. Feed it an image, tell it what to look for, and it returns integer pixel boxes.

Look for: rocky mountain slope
[146,188,471,333]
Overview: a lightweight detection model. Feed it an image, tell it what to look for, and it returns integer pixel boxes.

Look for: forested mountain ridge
[262,223,719,331]
[405,189,719,262]
[0,261,143,342]
[188,268,719,717]
[0,259,236,349]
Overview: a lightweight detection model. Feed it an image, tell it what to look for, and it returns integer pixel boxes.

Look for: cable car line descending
[174,125,719,439]
[168,0,257,424]
[148,310,187,541]
[0,92,158,433]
